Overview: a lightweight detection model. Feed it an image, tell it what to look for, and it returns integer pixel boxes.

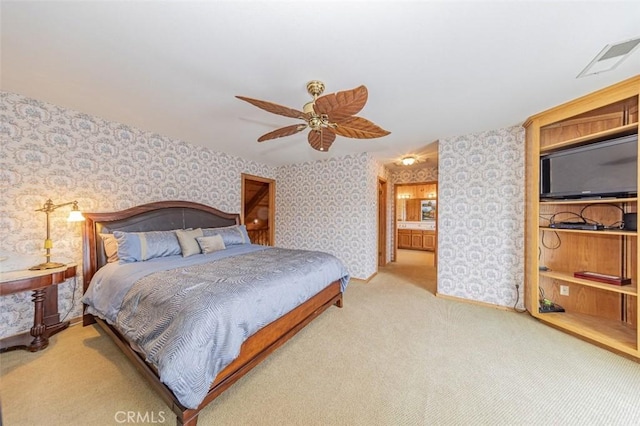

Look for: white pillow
[196,235,226,254]
[176,228,204,257]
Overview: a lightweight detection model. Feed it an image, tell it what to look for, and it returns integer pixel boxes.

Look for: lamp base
[29,261,66,271]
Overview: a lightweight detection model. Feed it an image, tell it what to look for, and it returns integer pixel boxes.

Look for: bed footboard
[94,280,342,426]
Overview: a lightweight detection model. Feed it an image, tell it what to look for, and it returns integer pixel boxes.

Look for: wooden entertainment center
[524,75,639,360]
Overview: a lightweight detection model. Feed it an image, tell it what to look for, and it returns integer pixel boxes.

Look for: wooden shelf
[540,270,637,296]
[535,311,637,355]
[539,226,637,237]
[540,197,637,205]
[540,123,638,153]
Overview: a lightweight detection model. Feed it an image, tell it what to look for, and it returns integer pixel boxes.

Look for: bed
[81,200,348,426]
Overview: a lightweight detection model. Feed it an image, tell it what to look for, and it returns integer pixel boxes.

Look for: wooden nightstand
[0,263,77,352]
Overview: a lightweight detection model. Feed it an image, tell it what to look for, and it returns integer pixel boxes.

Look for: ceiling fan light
[402,156,416,166]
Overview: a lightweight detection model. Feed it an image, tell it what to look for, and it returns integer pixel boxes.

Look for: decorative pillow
[176,228,204,257]
[196,235,226,254]
[202,224,251,246]
[113,230,182,263]
[99,233,119,263]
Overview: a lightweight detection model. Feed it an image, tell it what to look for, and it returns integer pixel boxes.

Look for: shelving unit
[524,75,639,359]
[539,122,638,153]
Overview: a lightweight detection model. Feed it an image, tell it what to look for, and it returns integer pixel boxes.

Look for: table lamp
[29,199,85,271]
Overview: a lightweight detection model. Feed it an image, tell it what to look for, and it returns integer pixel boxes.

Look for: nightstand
[0,263,77,352]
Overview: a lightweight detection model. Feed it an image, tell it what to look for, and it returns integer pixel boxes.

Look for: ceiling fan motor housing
[306,80,325,98]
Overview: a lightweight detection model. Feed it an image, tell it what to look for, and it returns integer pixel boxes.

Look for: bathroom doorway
[390,180,438,294]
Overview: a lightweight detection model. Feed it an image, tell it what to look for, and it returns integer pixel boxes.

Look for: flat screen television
[540,134,638,199]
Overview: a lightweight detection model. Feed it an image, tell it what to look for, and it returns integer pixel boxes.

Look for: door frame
[393,181,438,264]
[378,177,387,267]
[241,173,276,246]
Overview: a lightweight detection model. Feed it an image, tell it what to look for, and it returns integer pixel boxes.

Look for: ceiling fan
[236,81,390,152]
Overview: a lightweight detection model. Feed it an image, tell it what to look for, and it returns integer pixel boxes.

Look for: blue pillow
[202,225,251,246]
[114,230,182,263]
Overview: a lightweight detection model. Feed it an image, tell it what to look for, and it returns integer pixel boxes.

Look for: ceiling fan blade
[332,116,391,139]
[313,85,368,122]
[236,96,308,120]
[257,123,308,142]
[308,128,336,152]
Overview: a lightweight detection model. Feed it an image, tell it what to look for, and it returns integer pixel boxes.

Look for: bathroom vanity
[397,221,436,251]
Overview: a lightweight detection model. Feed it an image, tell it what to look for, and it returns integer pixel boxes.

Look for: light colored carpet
[388,249,437,295]
[2,258,639,426]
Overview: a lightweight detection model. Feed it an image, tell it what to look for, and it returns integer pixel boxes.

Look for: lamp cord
[59,277,78,323]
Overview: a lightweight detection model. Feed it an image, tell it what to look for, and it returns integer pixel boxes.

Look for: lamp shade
[67,210,85,222]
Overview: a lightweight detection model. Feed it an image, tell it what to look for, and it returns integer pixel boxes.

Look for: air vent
[577,37,640,78]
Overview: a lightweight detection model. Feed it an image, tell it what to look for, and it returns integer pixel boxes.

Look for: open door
[241,174,275,246]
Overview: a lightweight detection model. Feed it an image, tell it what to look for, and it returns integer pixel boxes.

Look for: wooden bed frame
[82,200,343,426]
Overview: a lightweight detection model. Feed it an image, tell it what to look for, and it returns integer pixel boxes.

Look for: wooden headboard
[82,200,239,323]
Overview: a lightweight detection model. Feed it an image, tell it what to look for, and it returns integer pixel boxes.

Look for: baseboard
[435,292,517,312]
[69,316,83,326]
[350,271,378,283]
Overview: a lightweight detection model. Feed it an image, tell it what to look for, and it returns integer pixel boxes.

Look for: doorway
[241,174,275,246]
[390,180,438,294]
[378,178,387,267]
[390,249,437,294]
[393,181,438,267]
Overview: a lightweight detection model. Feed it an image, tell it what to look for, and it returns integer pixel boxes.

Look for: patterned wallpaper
[275,152,379,280]
[437,126,525,309]
[0,91,384,338]
[0,89,525,337]
[0,91,277,338]
[389,166,439,185]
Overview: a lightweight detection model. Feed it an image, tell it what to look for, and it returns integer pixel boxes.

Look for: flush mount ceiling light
[577,37,640,78]
[401,156,417,166]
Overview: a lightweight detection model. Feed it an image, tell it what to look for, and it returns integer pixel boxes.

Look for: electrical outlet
[560,285,570,296]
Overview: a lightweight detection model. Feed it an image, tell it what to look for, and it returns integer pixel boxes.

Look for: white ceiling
[2,1,640,168]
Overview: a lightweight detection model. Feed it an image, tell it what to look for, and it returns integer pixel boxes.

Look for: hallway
[383,249,437,295]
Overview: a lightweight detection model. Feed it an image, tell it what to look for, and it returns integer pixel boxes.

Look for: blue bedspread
[83,245,349,409]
